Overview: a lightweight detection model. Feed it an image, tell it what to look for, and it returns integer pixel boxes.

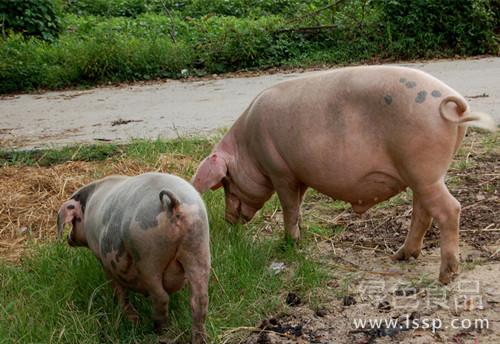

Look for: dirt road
[1,57,499,149]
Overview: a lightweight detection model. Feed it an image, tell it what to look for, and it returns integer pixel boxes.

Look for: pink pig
[192,66,496,284]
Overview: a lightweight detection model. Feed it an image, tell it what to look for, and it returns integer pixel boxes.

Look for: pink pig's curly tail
[439,95,497,132]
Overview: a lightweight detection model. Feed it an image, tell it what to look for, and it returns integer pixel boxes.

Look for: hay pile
[0,154,194,262]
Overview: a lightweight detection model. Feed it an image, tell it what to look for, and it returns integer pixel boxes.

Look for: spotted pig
[57,173,210,343]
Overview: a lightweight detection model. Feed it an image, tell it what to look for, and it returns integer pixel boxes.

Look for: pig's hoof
[191,332,208,344]
[439,260,459,285]
[158,337,174,344]
[126,312,140,324]
[154,319,167,333]
[392,246,420,261]
[283,235,300,249]
[124,305,140,324]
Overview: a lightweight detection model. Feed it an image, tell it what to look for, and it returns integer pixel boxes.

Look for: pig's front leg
[110,278,140,323]
[393,194,432,261]
[273,180,307,241]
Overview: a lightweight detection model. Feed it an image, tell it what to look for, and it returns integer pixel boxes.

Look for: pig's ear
[56,200,82,240]
[191,153,227,193]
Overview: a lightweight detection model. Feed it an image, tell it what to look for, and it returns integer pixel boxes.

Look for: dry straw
[0,154,194,262]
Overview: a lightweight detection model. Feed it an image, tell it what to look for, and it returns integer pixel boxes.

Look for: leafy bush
[160,0,306,18]
[0,0,63,40]
[375,0,498,57]
[63,0,147,17]
[0,0,498,93]
[0,14,299,92]
[189,16,286,72]
[61,0,314,18]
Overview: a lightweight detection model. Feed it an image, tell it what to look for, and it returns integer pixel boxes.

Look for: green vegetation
[0,137,212,167]
[0,138,329,343]
[0,205,327,343]
[0,0,63,40]
[1,0,498,93]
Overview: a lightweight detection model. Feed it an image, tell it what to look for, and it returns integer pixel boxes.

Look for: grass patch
[0,137,214,167]
[0,138,329,343]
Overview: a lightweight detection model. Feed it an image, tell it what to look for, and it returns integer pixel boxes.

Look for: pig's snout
[224,212,250,224]
[224,212,239,224]
[224,191,242,224]
[224,198,257,224]
[67,231,76,246]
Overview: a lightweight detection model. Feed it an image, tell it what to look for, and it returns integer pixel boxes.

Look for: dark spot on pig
[71,183,97,213]
[118,275,138,286]
[135,203,161,230]
[431,90,442,97]
[119,253,133,274]
[415,90,427,103]
[405,81,416,88]
[384,95,393,105]
[111,260,116,270]
[399,78,406,83]
[100,203,128,258]
[67,204,75,210]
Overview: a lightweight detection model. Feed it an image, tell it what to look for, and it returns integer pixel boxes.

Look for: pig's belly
[315,171,407,213]
[162,259,186,294]
[104,253,185,294]
[103,251,145,293]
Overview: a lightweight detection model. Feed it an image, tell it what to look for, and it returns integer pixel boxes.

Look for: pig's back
[86,173,208,258]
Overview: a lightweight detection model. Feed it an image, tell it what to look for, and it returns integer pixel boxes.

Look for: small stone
[378,300,392,311]
[286,292,301,307]
[328,280,340,288]
[257,332,271,344]
[16,226,29,236]
[259,319,272,330]
[343,295,356,306]
[409,311,420,320]
[315,308,327,317]
[269,261,286,275]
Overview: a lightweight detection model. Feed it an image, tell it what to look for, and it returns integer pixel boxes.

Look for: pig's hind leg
[411,181,461,284]
[178,248,210,344]
[392,194,432,261]
[110,279,140,323]
[142,275,171,332]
